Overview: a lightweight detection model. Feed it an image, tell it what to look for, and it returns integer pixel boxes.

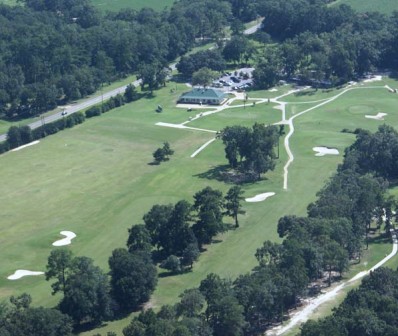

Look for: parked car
[230,76,241,83]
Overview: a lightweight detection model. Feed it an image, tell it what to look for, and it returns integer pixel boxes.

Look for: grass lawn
[1,77,398,335]
[0,0,175,11]
[91,0,175,12]
[330,0,398,15]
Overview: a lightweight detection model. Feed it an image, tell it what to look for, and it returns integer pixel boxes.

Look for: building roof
[180,88,226,100]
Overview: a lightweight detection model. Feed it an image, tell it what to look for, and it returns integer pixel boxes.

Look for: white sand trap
[7,270,44,280]
[365,113,387,120]
[52,231,76,246]
[363,75,382,83]
[245,192,275,202]
[11,140,40,152]
[313,147,339,157]
[269,88,278,92]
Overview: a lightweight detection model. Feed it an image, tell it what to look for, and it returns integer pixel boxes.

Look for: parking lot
[211,67,254,92]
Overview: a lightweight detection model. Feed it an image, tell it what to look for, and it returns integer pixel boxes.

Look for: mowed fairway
[330,0,398,14]
[1,78,398,335]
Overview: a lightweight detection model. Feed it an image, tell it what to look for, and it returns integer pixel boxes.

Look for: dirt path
[267,228,398,335]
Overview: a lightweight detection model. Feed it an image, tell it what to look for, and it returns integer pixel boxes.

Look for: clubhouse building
[178,88,227,105]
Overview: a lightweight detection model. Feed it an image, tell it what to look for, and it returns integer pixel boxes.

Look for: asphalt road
[0,21,263,143]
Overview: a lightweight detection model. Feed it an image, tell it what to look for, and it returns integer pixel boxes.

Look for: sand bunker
[269,88,278,92]
[365,113,387,120]
[313,147,339,157]
[11,140,40,152]
[52,231,76,246]
[363,75,382,83]
[245,192,275,202]
[7,270,44,280]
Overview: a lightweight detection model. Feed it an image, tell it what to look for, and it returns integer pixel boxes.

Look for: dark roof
[180,88,226,100]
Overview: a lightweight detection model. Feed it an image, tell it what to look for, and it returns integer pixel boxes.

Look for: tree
[162,142,174,158]
[123,319,146,336]
[45,248,73,295]
[1,295,72,336]
[176,289,205,318]
[143,204,174,249]
[191,67,218,88]
[182,243,200,269]
[160,255,182,274]
[252,50,280,89]
[124,84,139,102]
[157,200,195,256]
[59,256,112,325]
[153,147,166,164]
[6,126,21,149]
[224,186,245,227]
[19,125,33,144]
[108,248,157,311]
[127,224,152,253]
[322,240,348,286]
[192,187,224,247]
[153,142,174,164]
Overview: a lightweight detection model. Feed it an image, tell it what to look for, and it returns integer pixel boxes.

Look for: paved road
[0,21,263,143]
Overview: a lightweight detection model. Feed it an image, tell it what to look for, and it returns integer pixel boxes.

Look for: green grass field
[330,0,398,14]
[1,77,398,335]
[0,0,175,11]
[91,0,175,12]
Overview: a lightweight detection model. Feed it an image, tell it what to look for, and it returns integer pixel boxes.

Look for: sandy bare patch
[52,231,76,246]
[7,270,44,280]
[245,192,275,202]
[365,113,387,120]
[11,140,40,152]
[313,147,339,157]
[269,88,278,92]
[363,75,382,83]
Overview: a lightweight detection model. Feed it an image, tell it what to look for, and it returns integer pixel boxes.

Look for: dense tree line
[0,0,232,119]
[0,293,72,336]
[251,1,398,87]
[44,247,157,327]
[300,267,398,336]
[2,112,85,153]
[1,84,139,155]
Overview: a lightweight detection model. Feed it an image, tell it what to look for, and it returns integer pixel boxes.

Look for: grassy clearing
[91,0,175,12]
[0,0,175,11]
[1,77,398,335]
[329,0,398,15]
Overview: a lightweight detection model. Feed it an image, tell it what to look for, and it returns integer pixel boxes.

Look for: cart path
[279,86,385,190]
[267,228,398,335]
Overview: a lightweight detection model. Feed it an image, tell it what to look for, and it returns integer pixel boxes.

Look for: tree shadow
[171,74,190,84]
[294,89,317,97]
[194,164,261,184]
[389,71,398,79]
[367,232,389,244]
